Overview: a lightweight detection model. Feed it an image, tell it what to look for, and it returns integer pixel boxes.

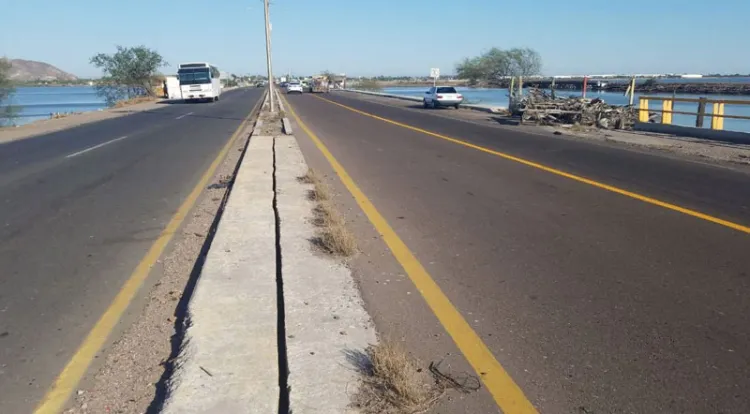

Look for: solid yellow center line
[313,95,750,235]
[34,93,262,414]
[281,93,539,413]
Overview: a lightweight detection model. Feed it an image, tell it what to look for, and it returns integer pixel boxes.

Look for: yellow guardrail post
[711,102,725,130]
[662,99,673,124]
[717,103,725,130]
[638,98,649,122]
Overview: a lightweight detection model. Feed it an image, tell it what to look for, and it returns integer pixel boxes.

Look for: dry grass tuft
[300,168,357,256]
[300,168,331,201]
[352,341,482,414]
[113,96,157,108]
[352,342,438,414]
[315,201,357,256]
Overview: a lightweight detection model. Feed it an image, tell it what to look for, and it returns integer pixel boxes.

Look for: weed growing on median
[350,341,480,414]
[316,201,357,256]
[300,168,357,256]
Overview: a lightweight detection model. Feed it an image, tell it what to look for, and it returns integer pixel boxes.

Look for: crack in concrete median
[273,136,292,414]
[146,131,253,414]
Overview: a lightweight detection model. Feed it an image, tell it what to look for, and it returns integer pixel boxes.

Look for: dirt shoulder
[339,90,750,169]
[0,99,166,144]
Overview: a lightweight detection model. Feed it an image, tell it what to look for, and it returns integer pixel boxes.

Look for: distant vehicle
[423,86,463,109]
[256,81,266,88]
[286,81,303,94]
[311,76,330,93]
[301,80,312,92]
[178,62,222,102]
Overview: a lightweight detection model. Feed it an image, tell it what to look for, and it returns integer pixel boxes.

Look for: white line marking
[65,135,130,158]
[176,112,194,120]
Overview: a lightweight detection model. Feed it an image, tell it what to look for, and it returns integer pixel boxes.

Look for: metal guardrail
[639,96,750,130]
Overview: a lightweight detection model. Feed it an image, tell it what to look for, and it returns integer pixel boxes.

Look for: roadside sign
[430,68,440,79]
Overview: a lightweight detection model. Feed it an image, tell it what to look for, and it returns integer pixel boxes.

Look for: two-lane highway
[0,88,264,413]
[284,91,750,413]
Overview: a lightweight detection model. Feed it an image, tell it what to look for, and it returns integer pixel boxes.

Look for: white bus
[177,62,222,102]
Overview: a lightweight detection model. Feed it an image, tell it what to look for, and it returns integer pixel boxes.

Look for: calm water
[2,86,107,126]
[381,86,750,133]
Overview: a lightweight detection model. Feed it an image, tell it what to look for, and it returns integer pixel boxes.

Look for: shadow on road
[490,116,521,126]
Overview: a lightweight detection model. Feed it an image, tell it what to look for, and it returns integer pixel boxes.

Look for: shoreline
[360,83,750,97]
[0,98,164,143]
[355,80,750,96]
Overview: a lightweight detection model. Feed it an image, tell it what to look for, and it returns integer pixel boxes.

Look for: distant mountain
[8,59,78,82]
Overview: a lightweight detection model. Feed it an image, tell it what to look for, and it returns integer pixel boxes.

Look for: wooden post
[518,76,523,98]
[582,76,588,99]
[629,77,636,106]
[509,77,515,110]
[696,97,707,128]
[551,77,556,99]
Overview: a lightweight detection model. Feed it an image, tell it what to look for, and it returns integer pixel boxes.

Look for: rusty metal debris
[518,88,658,129]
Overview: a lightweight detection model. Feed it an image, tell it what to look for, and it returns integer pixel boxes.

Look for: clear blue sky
[2,0,748,78]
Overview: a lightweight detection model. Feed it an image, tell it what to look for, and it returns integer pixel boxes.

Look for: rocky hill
[8,59,78,82]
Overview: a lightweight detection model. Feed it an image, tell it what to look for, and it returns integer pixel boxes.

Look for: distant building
[681,74,703,79]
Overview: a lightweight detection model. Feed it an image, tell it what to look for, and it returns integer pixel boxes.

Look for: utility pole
[263,0,275,112]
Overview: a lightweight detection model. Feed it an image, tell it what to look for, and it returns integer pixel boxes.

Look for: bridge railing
[638,96,750,130]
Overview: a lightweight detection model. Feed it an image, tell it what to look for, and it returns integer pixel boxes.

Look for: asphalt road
[0,88,263,413]
[285,91,750,413]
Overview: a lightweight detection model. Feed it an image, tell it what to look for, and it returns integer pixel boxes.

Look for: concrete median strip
[161,103,375,413]
[162,130,279,413]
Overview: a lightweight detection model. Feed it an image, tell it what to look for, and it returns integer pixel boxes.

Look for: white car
[423,86,463,109]
[286,82,303,94]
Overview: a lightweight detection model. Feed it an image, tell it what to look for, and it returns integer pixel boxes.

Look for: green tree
[223,74,239,88]
[455,56,487,85]
[456,47,542,85]
[0,57,17,126]
[90,46,167,105]
[506,48,542,77]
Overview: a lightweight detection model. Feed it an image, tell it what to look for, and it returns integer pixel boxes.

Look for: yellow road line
[34,94,262,414]
[313,95,750,235]
[281,93,539,413]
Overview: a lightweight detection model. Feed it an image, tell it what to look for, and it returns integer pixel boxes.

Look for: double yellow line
[281,93,539,413]
[313,95,750,235]
[282,93,750,414]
